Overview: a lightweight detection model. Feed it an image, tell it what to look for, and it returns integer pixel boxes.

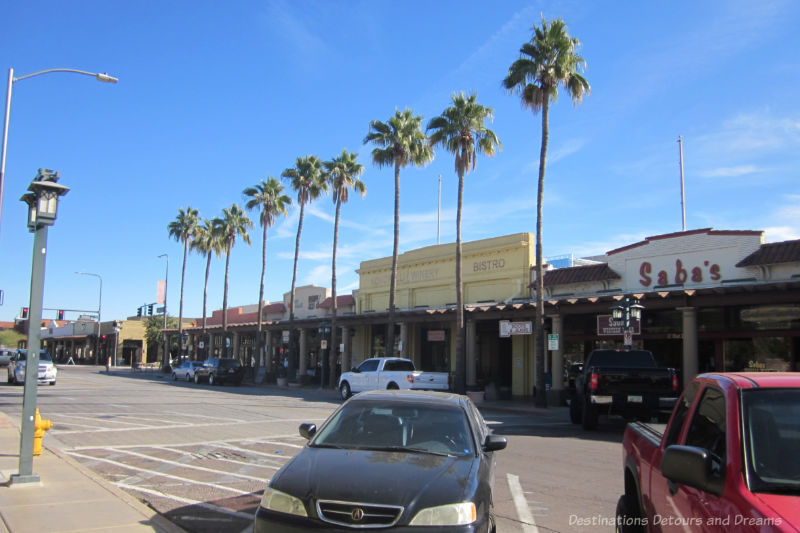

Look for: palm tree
[167,206,199,356]
[364,108,433,356]
[323,149,366,388]
[191,218,224,357]
[218,204,252,354]
[427,92,500,395]
[243,178,291,367]
[281,155,327,377]
[502,15,590,407]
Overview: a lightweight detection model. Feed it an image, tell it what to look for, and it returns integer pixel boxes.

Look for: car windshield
[16,351,52,362]
[742,388,800,494]
[311,401,475,457]
[219,359,241,369]
[587,350,656,368]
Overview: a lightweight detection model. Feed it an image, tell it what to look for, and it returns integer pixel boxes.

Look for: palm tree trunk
[222,244,231,356]
[329,199,342,388]
[288,203,305,380]
[257,222,267,369]
[386,161,400,356]
[202,252,211,360]
[534,95,550,408]
[455,169,465,394]
[179,240,188,356]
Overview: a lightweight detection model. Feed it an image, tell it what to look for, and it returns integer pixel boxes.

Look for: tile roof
[319,295,356,309]
[537,263,621,287]
[736,239,800,267]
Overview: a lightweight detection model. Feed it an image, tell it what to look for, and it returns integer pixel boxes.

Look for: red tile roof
[262,302,286,314]
[318,295,356,309]
[736,239,800,267]
[537,263,621,287]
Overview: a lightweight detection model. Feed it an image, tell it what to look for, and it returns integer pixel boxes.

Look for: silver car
[171,360,204,382]
[0,349,14,367]
[7,349,57,386]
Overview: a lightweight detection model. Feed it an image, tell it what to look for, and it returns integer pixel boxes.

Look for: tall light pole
[158,254,169,367]
[76,271,102,365]
[13,169,69,485]
[1,68,117,237]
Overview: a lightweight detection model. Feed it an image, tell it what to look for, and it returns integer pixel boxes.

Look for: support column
[342,327,352,373]
[466,319,477,388]
[399,322,408,359]
[298,328,308,380]
[679,307,698,386]
[547,314,564,406]
[231,331,240,359]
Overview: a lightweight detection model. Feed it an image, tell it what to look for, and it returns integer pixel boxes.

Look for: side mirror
[299,423,317,440]
[351,367,359,373]
[660,445,722,496]
[482,434,507,452]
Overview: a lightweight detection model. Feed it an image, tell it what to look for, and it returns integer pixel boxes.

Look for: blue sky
[1,1,798,324]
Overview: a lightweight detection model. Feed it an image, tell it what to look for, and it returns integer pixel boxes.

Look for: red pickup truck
[618,372,800,532]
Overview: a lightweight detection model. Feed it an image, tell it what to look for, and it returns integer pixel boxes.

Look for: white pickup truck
[338,357,450,400]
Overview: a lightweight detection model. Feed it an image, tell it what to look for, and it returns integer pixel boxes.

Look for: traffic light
[21,307,28,319]
[148,303,154,316]
[137,307,142,317]
[57,309,64,320]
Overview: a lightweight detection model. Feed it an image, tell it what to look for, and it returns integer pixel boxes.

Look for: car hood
[272,447,478,513]
[753,493,800,527]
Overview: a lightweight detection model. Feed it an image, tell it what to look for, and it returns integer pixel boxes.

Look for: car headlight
[409,502,476,526]
[260,487,307,517]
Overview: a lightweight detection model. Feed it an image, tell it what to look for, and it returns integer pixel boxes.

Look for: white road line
[105,448,269,482]
[162,411,248,423]
[507,473,539,533]
[54,417,324,435]
[244,439,304,449]
[68,451,252,494]
[66,432,305,451]
[147,446,281,471]
[219,443,294,460]
[55,413,154,427]
[115,482,255,520]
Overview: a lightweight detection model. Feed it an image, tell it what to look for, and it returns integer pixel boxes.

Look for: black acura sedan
[253,390,507,532]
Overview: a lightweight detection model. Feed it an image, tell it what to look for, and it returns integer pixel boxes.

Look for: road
[1,365,625,532]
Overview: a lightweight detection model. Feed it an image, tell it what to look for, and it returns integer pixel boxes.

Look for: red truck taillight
[672,373,679,392]
[590,371,599,391]
[407,374,414,384]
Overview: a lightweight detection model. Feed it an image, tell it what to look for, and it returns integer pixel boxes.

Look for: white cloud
[698,165,761,178]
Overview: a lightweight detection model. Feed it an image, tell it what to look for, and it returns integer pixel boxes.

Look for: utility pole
[437,174,441,245]
[678,135,686,231]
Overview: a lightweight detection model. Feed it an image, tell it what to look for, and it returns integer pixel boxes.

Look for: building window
[308,295,319,310]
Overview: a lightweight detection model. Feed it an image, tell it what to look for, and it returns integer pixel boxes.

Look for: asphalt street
[0,365,625,532]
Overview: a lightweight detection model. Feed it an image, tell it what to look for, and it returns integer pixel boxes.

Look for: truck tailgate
[410,372,449,390]
[597,367,674,394]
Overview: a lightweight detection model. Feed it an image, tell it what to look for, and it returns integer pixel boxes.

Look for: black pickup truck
[569,349,679,430]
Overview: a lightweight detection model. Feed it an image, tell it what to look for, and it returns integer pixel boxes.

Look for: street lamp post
[318,322,330,389]
[0,68,117,237]
[12,168,69,485]
[76,271,102,365]
[158,254,169,367]
[611,296,645,351]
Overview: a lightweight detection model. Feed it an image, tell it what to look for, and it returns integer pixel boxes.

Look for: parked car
[194,358,244,386]
[172,360,204,382]
[0,349,15,367]
[253,390,507,532]
[618,372,800,532]
[7,349,57,386]
[338,357,450,400]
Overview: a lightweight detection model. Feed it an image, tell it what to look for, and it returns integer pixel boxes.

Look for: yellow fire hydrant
[33,408,53,456]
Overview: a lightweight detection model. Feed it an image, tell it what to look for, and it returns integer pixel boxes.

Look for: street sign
[597,315,641,336]
[282,330,290,343]
[321,340,328,349]
[199,341,205,349]
[624,329,633,346]
[548,334,559,351]
[499,320,532,337]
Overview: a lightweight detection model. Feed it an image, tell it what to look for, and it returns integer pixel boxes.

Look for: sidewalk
[0,411,187,533]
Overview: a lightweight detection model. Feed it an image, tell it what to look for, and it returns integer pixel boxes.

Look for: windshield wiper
[358,445,453,457]
[310,443,347,449]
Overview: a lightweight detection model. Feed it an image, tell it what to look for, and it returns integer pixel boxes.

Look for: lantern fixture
[20,169,69,231]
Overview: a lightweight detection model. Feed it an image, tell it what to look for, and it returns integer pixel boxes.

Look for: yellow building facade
[355,233,537,398]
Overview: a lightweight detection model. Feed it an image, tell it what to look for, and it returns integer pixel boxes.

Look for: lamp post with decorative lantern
[12,168,69,485]
[610,296,645,351]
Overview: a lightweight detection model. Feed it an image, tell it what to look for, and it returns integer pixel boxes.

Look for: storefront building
[174,228,799,402]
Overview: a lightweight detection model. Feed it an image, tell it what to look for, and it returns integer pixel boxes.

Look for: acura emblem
[351,508,365,522]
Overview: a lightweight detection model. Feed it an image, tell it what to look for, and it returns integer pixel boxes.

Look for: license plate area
[627,395,643,403]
